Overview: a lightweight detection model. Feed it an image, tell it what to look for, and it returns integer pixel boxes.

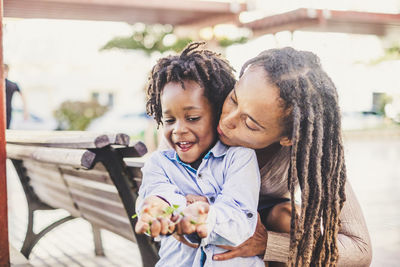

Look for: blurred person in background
[4,64,28,129]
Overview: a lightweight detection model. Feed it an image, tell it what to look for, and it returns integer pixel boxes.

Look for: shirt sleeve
[264,181,372,266]
[202,148,260,247]
[137,152,187,214]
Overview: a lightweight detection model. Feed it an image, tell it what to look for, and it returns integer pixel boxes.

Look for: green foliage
[100,24,192,55]
[54,100,108,130]
[370,43,400,65]
[218,36,248,47]
[101,23,250,55]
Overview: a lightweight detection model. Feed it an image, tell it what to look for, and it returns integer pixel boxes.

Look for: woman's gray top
[260,146,372,266]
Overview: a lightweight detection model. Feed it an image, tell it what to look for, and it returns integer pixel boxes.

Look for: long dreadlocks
[241,47,347,266]
[146,42,236,125]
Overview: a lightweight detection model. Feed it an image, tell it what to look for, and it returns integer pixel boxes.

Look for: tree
[101,23,249,55]
[100,24,192,55]
[54,100,108,130]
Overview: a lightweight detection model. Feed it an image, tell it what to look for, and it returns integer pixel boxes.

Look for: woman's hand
[213,213,268,261]
[176,201,210,238]
[134,196,171,237]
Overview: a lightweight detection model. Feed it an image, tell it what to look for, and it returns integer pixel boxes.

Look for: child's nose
[173,120,189,134]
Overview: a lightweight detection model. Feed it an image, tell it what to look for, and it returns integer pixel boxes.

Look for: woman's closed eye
[230,95,237,105]
[245,119,259,131]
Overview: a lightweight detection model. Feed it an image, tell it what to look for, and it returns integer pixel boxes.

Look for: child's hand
[177,202,210,238]
[185,194,209,205]
[135,196,172,237]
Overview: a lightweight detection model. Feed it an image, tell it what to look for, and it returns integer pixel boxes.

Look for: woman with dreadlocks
[207,47,372,266]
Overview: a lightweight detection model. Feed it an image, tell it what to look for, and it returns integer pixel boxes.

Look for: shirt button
[198,173,202,178]
[209,196,215,203]
[247,212,253,218]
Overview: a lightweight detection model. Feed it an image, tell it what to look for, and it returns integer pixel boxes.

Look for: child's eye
[187,117,200,122]
[164,118,175,124]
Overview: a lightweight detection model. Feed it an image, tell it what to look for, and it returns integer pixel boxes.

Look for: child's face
[161,80,216,163]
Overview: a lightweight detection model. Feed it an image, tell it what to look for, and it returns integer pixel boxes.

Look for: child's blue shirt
[138,141,264,267]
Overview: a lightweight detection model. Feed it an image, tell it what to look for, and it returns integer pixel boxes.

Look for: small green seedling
[163,204,180,217]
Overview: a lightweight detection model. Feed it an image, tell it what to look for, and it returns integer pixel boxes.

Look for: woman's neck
[255,142,282,167]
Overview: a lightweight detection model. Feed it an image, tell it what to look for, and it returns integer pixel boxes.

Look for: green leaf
[163,204,180,216]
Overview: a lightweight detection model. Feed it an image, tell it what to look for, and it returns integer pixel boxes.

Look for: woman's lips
[217,125,226,137]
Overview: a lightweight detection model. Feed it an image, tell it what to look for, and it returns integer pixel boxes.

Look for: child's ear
[279,137,292,147]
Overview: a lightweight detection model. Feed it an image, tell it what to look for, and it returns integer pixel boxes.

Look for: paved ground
[7,135,400,266]
[344,137,400,266]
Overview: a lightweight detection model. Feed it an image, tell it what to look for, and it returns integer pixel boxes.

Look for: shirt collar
[162,140,229,162]
[205,140,228,158]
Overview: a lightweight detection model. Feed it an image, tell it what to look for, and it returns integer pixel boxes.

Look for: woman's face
[217,66,291,150]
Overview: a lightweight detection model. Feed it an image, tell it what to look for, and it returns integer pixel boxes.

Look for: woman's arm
[335,181,372,266]
[265,181,372,266]
[214,181,372,266]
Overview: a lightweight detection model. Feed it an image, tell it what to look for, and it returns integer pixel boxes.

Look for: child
[135,42,265,267]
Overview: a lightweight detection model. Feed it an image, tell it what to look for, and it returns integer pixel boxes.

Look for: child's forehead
[161,81,214,110]
[162,80,205,94]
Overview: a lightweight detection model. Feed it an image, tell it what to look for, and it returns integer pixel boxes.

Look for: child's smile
[161,80,216,164]
[175,141,194,152]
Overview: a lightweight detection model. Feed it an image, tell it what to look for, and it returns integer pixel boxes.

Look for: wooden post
[0,0,10,265]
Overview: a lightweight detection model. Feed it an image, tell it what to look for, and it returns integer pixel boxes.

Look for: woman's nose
[221,110,237,130]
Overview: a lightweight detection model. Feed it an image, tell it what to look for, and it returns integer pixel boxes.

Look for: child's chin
[178,153,198,164]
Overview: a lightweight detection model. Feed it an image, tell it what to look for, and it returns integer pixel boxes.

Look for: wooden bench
[6,130,159,267]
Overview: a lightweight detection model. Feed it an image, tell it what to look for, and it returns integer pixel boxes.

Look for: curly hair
[146,42,236,126]
[242,47,346,266]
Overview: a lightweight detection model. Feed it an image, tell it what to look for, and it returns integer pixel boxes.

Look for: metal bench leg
[91,224,105,256]
[21,209,75,258]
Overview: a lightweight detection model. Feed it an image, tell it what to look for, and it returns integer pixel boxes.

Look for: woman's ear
[279,137,292,147]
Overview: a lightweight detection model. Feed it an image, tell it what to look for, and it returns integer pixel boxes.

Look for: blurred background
[4,0,400,266]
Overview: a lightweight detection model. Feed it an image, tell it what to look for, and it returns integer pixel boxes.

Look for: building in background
[3,0,400,132]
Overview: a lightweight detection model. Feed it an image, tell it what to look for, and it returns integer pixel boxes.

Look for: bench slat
[6,130,130,148]
[31,183,80,217]
[29,176,71,196]
[61,166,114,186]
[7,144,96,169]
[67,181,121,203]
[71,193,127,218]
[80,207,135,240]
[78,202,129,224]
[86,215,135,242]
[25,161,66,184]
